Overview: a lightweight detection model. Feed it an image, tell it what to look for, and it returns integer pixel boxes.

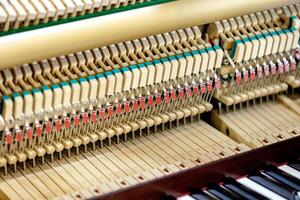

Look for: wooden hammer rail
[0,0,298,69]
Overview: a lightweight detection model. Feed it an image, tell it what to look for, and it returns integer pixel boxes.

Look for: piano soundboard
[0,0,299,199]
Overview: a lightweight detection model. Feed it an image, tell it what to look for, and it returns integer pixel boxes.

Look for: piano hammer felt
[0,0,296,69]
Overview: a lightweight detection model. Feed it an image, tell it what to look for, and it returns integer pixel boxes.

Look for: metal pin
[116,135,120,144]
[32,158,36,168]
[41,156,45,165]
[260,97,263,104]
[22,162,26,170]
[92,142,96,151]
[218,103,222,115]
[169,121,172,129]
[4,165,7,176]
[108,137,111,146]
[13,164,17,173]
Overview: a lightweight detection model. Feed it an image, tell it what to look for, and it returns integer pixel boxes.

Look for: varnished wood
[94,135,300,200]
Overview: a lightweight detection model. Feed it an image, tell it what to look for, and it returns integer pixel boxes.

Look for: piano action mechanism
[0,0,299,199]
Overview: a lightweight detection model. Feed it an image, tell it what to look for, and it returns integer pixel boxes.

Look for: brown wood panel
[92,135,300,200]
